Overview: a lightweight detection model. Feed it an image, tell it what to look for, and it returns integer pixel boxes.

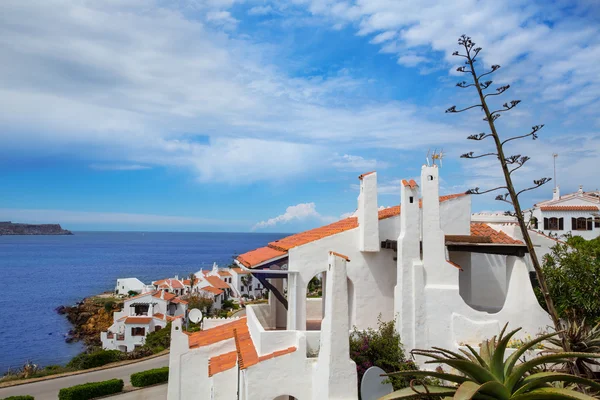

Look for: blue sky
[0,0,599,232]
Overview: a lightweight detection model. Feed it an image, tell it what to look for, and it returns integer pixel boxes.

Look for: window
[595,217,600,228]
[409,196,414,204]
[572,217,592,231]
[134,304,149,316]
[249,285,252,291]
[543,217,563,231]
[131,327,145,336]
[241,286,244,292]
[155,326,162,332]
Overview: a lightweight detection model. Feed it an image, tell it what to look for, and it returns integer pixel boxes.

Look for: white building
[101,290,188,352]
[167,166,554,400]
[528,186,600,240]
[114,278,151,296]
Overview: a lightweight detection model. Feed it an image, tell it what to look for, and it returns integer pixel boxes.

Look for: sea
[0,231,286,372]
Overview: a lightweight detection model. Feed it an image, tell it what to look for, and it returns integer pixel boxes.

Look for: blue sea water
[0,231,286,372]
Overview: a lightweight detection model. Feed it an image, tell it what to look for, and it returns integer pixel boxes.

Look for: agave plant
[380,325,600,399]
[546,319,600,378]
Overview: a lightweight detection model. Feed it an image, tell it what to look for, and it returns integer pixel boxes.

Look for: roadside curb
[95,383,168,399]
[0,351,169,389]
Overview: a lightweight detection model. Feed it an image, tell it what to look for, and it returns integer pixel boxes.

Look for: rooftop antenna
[432,148,444,167]
[552,153,558,189]
[426,149,431,167]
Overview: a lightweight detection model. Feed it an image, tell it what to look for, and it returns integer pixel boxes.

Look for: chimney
[357,171,380,252]
[161,290,165,300]
[552,186,560,201]
[578,185,584,195]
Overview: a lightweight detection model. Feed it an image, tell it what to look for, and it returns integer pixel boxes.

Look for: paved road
[106,384,167,399]
[0,355,169,400]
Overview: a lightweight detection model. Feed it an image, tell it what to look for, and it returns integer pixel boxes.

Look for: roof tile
[470,223,523,245]
[540,205,599,211]
[204,275,230,290]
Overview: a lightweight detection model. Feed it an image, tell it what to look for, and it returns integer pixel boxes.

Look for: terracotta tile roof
[237,246,287,268]
[124,317,152,324]
[218,270,232,277]
[402,179,418,189]
[540,205,599,211]
[154,278,185,289]
[358,171,375,180]
[153,313,165,319]
[188,317,248,349]
[208,351,238,377]
[233,327,259,369]
[171,298,188,304]
[151,291,177,301]
[330,251,350,262]
[183,278,200,286]
[470,223,523,245]
[205,275,230,290]
[238,193,467,267]
[200,286,224,295]
[230,267,251,275]
[204,319,297,376]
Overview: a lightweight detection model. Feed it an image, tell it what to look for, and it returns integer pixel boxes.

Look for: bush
[2,396,35,400]
[145,323,171,353]
[538,235,600,324]
[130,367,169,387]
[58,379,124,400]
[67,350,124,370]
[103,301,115,313]
[349,317,417,392]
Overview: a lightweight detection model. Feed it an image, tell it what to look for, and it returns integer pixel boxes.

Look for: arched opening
[273,396,298,400]
[454,252,508,313]
[305,272,355,331]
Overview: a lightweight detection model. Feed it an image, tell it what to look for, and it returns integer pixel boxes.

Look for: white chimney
[578,185,584,195]
[552,186,560,201]
[357,171,380,252]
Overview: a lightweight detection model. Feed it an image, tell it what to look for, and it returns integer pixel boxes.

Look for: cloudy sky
[0,0,599,232]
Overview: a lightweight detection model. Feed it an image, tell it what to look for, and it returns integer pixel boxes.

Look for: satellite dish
[360,366,393,400]
[188,308,203,324]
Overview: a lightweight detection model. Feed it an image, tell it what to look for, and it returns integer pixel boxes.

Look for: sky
[0,0,599,232]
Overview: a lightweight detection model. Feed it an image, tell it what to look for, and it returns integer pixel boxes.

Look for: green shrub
[349,317,417,392]
[145,323,171,353]
[130,367,169,387]
[103,301,116,313]
[58,379,123,400]
[2,396,35,400]
[67,350,124,370]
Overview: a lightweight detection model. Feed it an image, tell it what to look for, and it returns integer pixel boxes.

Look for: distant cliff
[0,221,73,235]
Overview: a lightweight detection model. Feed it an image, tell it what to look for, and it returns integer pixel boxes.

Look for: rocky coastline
[56,294,121,348]
[0,221,73,235]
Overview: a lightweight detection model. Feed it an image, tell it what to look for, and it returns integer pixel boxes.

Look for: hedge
[130,367,169,387]
[58,379,124,400]
[2,396,35,400]
[67,350,123,370]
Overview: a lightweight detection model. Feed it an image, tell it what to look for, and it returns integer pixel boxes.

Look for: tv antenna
[553,153,558,189]
[426,149,444,167]
[360,366,393,400]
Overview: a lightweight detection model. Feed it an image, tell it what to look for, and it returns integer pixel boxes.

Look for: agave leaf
[377,385,456,399]
[513,371,600,395]
[510,386,600,400]
[432,346,470,361]
[382,370,469,384]
[504,331,560,377]
[465,344,489,369]
[506,352,600,391]
[491,328,521,380]
[424,359,498,383]
[454,381,510,400]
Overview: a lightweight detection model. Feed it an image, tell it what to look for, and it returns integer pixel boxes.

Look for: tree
[241,274,253,291]
[539,236,600,324]
[446,35,565,351]
[187,295,213,315]
[188,273,196,295]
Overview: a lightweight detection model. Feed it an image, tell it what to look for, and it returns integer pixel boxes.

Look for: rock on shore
[60,296,121,347]
[0,221,73,235]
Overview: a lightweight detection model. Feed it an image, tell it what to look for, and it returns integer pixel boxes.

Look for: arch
[304,271,356,331]
[273,395,298,400]
[454,252,508,313]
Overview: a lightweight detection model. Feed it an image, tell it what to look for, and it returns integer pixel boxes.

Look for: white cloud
[205,10,238,28]
[248,5,274,16]
[89,164,151,171]
[397,54,429,67]
[252,202,335,230]
[0,0,471,184]
[331,154,388,172]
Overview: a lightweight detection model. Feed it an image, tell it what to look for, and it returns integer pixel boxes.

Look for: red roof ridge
[330,251,350,262]
[540,205,599,211]
[358,171,376,180]
[402,179,418,189]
